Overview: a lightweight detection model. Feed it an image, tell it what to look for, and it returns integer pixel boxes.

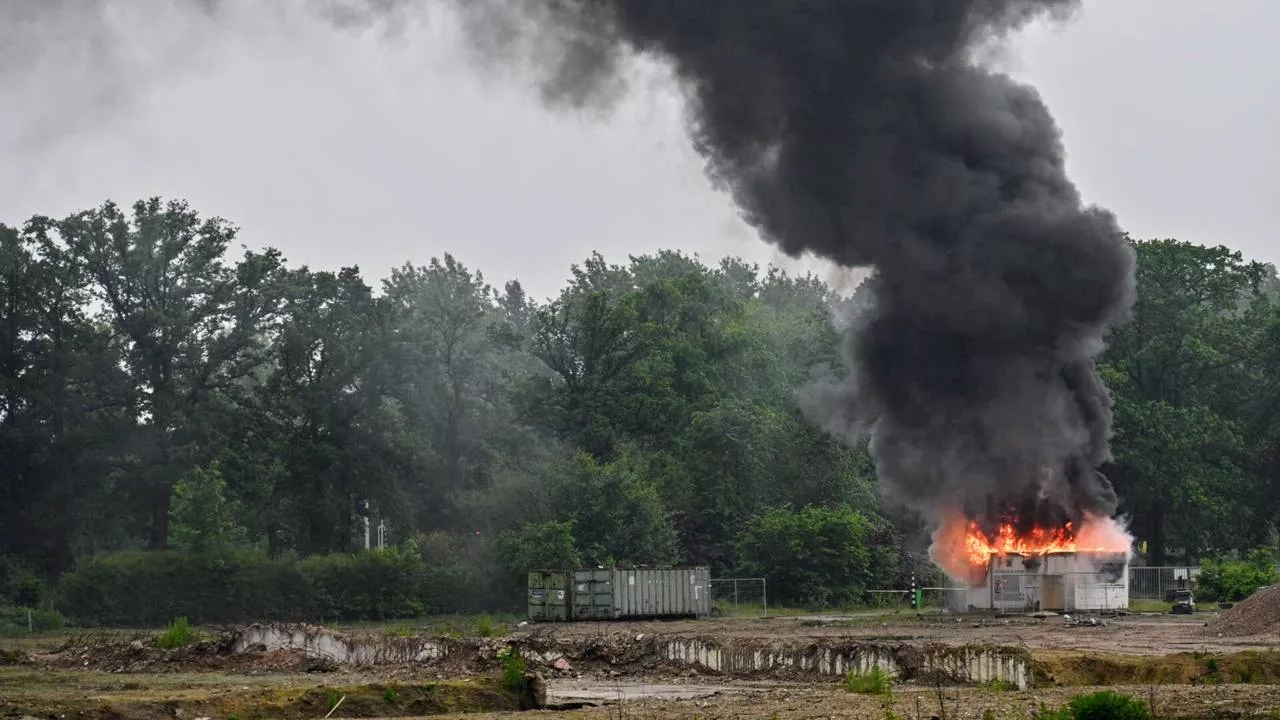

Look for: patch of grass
[324,688,341,711]
[982,709,997,720]
[1033,649,1280,686]
[1128,599,1173,613]
[383,685,399,704]
[381,624,413,638]
[842,666,892,695]
[1234,662,1262,684]
[477,615,494,638]
[156,616,196,649]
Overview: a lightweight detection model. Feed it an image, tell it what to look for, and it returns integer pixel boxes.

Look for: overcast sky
[2,1,1275,300]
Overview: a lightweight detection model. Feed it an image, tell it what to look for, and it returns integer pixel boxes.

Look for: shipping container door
[527,571,547,621]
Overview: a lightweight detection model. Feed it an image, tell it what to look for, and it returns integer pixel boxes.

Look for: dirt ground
[516,610,1280,656]
[5,610,1280,718]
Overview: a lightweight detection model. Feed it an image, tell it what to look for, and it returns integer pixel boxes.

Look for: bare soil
[522,610,1280,655]
[5,610,1280,718]
[1203,585,1280,637]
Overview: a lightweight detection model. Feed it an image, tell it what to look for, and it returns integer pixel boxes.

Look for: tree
[0,221,131,573]
[170,462,245,553]
[253,265,402,554]
[737,505,897,608]
[551,450,681,567]
[42,198,283,549]
[1102,239,1275,563]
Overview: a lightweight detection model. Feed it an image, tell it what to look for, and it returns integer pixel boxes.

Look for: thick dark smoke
[442,0,1136,536]
[9,0,1137,537]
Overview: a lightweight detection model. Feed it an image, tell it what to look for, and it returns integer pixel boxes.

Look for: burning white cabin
[964,551,1129,612]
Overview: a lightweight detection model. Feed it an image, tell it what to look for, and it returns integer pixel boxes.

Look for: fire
[930,510,1132,583]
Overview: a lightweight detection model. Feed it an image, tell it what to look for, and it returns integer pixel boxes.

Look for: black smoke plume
[443,0,1137,540]
[10,0,1137,545]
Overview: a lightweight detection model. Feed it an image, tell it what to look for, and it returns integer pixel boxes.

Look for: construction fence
[709,577,767,616]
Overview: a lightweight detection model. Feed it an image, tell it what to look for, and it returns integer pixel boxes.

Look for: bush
[842,666,891,695]
[157,616,196,648]
[0,559,47,608]
[0,606,65,636]
[736,505,898,608]
[1195,548,1278,602]
[56,543,511,627]
[1046,691,1150,720]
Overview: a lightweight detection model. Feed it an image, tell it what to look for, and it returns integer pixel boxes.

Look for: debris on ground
[1202,585,1280,637]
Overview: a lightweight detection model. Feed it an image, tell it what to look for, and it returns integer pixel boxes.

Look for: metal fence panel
[710,577,767,616]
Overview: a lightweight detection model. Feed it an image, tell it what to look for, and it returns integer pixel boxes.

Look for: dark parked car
[1170,589,1196,614]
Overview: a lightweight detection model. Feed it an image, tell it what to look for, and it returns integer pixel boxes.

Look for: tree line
[1,198,1278,620]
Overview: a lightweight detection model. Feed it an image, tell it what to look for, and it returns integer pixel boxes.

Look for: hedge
[57,546,506,627]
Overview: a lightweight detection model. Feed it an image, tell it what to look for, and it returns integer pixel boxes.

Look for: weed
[1043,690,1150,720]
[156,617,196,649]
[842,666,892,695]
[983,679,1019,692]
[1233,663,1262,684]
[227,715,239,720]
[383,686,399,704]
[497,645,526,692]
[1205,657,1219,672]
[983,710,997,720]
[325,689,341,711]
[477,614,494,638]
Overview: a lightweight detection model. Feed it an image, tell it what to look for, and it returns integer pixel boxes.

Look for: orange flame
[930,510,1132,582]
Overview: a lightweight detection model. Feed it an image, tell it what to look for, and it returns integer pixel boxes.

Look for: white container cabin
[964,551,1129,612]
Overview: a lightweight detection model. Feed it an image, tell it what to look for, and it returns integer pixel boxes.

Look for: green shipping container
[572,569,616,620]
[571,567,711,620]
[527,570,571,622]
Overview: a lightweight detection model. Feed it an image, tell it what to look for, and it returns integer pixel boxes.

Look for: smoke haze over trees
[2,198,1279,622]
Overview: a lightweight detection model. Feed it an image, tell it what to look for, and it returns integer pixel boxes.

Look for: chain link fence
[710,577,767,616]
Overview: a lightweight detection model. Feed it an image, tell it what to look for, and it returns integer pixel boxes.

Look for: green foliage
[497,645,526,692]
[551,450,681,567]
[157,616,196,648]
[1103,238,1279,563]
[1044,691,1150,720]
[383,686,399,704]
[738,505,897,608]
[1195,549,1279,602]
[0,560,47,608]
[476,615,495,638]
[170,463,246,554]
[57,546,508,627]
[842,666,892,694]
[495,521,581,575]
[0,606,65,636]
[8,194,1280,616]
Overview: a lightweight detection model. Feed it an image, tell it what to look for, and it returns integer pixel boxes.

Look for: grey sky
[2,1,1275,300]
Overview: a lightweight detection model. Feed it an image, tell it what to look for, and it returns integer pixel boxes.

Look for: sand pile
[1202,585,1280,637]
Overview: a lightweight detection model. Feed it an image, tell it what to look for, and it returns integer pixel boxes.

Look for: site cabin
[965,551,1130,612]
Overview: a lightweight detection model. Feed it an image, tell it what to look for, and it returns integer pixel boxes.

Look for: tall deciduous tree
[45,198,283,549]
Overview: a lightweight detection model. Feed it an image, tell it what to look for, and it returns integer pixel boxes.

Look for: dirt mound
[1202,585,1280,637]
[37,631,330,674]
